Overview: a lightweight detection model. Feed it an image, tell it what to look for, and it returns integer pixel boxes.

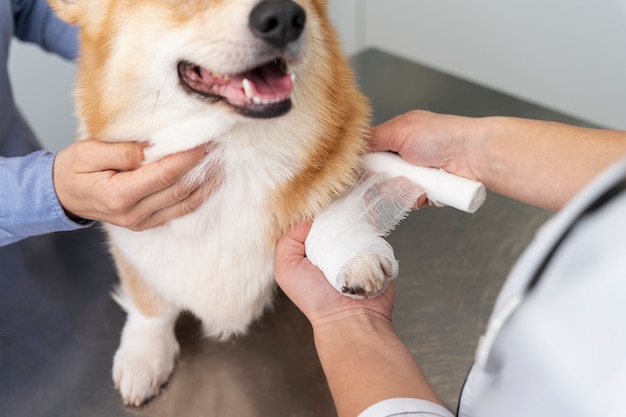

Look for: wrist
[310,303,393,330]
[52,153,84,222]
[311,308,395,347]
[463,116,501,189]
[311,307,445,415]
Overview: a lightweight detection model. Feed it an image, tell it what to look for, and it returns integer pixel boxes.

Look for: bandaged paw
[306,174,423,299]
[341,252,396,298]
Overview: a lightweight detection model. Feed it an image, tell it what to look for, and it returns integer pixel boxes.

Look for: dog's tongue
[188,61,293,107]
[229,62,293,105]
[247,64,292,100]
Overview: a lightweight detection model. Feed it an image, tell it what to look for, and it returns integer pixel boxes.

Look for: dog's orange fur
[49,0,373,406]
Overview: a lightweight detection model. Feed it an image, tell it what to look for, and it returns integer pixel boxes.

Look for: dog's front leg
[305,174,424,299]
[109,244,180,406]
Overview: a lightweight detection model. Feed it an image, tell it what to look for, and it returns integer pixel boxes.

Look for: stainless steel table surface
[0,48,595,417]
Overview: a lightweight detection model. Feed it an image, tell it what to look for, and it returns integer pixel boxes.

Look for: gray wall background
[9,0,626,153]
[331,0,626,130]
[9,35,76,153]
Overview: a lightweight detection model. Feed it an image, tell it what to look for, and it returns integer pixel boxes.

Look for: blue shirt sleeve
[0,150,93,246]
[11,0,78,60]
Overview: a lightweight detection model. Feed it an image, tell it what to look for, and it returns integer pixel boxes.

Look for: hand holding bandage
[363,152,486,213]
[305,153,486,298]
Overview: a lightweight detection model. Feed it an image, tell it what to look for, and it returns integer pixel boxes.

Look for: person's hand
[274,221,395,329]
[370,110,487,183]
[372,110,626,210]
[53,139,221,230]
[276,222,446,416]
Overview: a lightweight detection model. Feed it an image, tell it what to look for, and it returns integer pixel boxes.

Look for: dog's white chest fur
[109,143,296,338]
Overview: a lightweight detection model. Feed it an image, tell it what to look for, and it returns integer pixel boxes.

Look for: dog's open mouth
[177,59,294,118]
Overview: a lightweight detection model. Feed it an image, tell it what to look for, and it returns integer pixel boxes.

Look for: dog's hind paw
[341,253,396,298]
[112,322,180,406]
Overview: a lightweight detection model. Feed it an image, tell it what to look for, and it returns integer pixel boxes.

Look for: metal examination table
[0,49,594,417]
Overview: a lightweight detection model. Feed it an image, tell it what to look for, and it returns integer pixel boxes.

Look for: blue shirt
[0,0,90,246]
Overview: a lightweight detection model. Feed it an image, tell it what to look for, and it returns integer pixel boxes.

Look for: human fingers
[69,139,147,173]
[370,110,484,186]
[370,111,442,164]
[413,193,430,209]
[53,141,140,220]
[123,169,224,230]
[54,141,212,226]
[111,146,208,204]
[275,220,318,288]
[275,222,343,312]
[369,113,412,154]
[281,220,312,248]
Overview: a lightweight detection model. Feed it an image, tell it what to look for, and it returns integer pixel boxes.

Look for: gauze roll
[305,173,424,298]
[362,152,487,213]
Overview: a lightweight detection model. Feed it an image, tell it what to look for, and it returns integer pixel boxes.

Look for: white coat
[361,155,626,417]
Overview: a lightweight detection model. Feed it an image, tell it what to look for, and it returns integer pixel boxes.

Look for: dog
[49,0,403,406]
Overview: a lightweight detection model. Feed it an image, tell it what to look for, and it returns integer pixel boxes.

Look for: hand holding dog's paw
[112,326,180,406]
[341,254,396,298]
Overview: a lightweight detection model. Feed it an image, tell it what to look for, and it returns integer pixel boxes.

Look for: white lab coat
[360,155,626,417]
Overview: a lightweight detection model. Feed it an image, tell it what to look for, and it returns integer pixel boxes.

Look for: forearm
[473,117,626,210]
[313,312,445,417]
[13,0,79,60]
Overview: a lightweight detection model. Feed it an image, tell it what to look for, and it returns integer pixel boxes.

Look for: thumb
[369,121,403,153]
[76,139,146,173]
[275,221,313,279]
[276,221,313,262]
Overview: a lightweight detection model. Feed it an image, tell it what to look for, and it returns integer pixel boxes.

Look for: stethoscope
[474,174,626,372]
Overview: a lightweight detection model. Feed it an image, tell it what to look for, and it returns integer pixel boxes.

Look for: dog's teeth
[245,82,288,105]
[243,78,254,100]
[290,73,296,83]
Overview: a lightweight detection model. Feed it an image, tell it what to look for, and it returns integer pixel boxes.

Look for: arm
[314,313,446,417]
[1,140,216,246]
[12,0,78,59]
[371,111,626,211]
[275,222,449,417]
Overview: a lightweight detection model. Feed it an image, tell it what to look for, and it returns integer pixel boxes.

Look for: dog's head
[176,0,307,119]
[50,0,339,149]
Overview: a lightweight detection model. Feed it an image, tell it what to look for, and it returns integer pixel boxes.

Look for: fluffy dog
[50,0,400,406]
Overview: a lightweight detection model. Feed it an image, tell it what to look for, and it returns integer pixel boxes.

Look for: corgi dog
[50,0,401,406]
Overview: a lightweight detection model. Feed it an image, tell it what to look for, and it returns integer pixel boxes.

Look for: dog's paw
[341,253,396,298]
[112,329,180,407]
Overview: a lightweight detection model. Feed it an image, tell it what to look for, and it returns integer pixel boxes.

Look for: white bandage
[306,153,486,297]
[362,152,487,213]
[305,173,424,297]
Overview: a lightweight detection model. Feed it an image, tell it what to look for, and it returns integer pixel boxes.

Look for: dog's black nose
[249,0,306,48]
